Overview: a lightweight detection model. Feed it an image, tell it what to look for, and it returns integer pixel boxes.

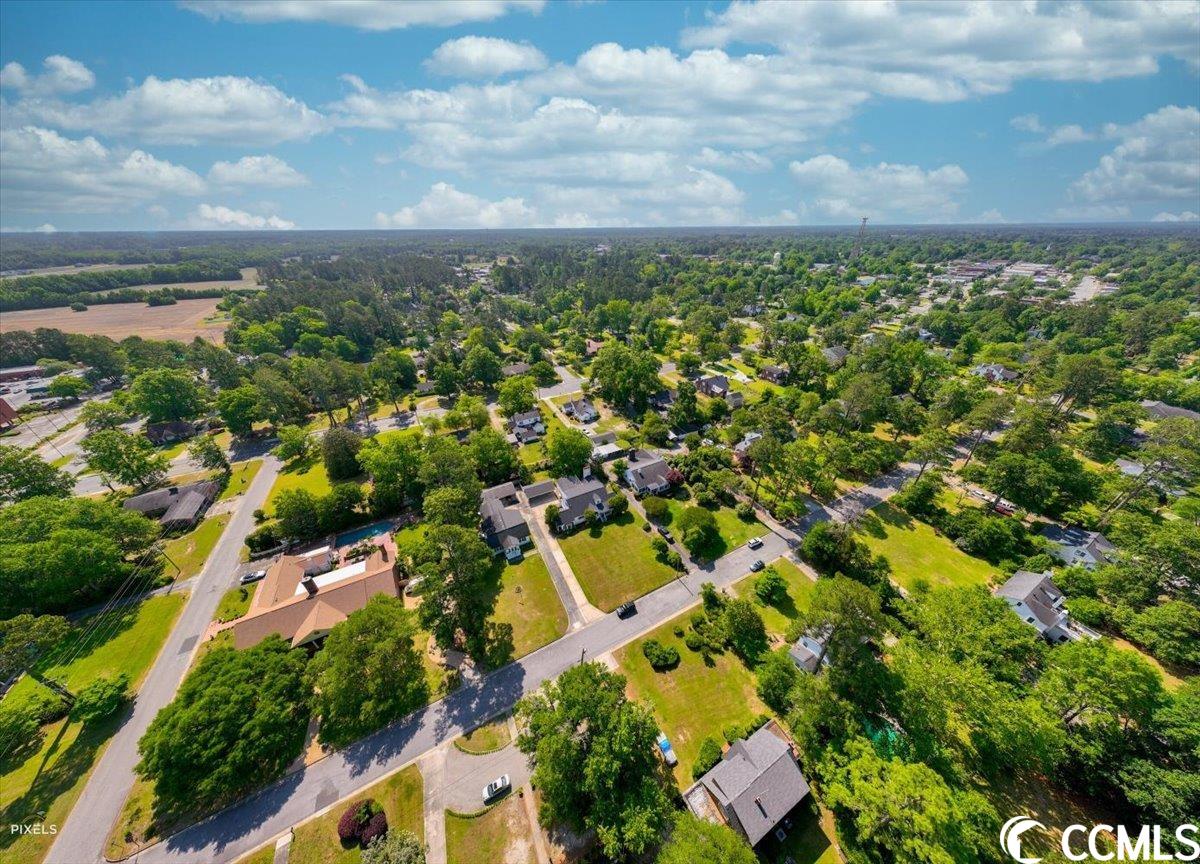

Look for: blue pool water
[335,520,391,548]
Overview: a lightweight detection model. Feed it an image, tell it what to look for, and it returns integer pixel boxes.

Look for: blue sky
[1,0,1198,231]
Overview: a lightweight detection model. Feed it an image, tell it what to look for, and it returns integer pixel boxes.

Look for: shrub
[338,799,381,845]
[642,496,669,521]
[245,523,281,554]
[362,830,425,864]
[651,536,668,556]
[666,551,684,570]
[70,301,87,312]
[642,639,680,671]
[73,673,129,722]
[641,521,651,532]
[608,493,629,517]
[673,625,684,637]
[360,811,389,847]
[722,722,748,744]
[684,631,703,652]
[692,737,723,779]
[735,501,755,521]
[701,582,722,613]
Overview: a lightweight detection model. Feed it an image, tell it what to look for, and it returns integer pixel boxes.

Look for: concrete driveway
[443,742,531,812]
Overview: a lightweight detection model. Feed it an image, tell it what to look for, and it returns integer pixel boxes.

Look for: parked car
[656,732,678,767]
[482,774,511,803]
[616,601,637,619]
[657,525,673,542]
[747,536,763,549]
[750,559,765,572]
[239,568,267,585]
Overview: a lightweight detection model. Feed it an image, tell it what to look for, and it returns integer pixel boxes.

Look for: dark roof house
[623,449,670,495]
[697,374,729,398]
[1042,524,1116,570]
[480,496,531,560]
[554,475,610,530]
[145,420,198,446]
[1140,400,1200,421]
[122,480,219,530]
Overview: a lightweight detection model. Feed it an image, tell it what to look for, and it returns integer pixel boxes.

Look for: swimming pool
[335,520,392,548]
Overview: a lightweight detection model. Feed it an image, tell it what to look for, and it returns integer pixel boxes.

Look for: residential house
[1114,458,1183,497]
[820,346,849,369]
[232,539,402,649]
[554,475,611,530]
[734,432,762,457]
[995,570,1097,643]
[1140,400,1200,422]
[971,363,1020,383]
[1042,524,1116,570]
[759,365,787,385]
[122,480,219,530]
[589,431,624,462]
[563,397,598,423]
[145,420,198,446]
[697,374,730,398]
[684,720,811,847]
[501,361,531,378]
[649,389,676,413]
[788,631,830,674]
[508,409,545,444]
[586,338,604,357]
[480,484,531,560]
[624,449,671,496]
[521,479,556,504]
[725,391,745,410]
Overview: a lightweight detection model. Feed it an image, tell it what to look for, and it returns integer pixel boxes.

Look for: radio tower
[851,216,868,261]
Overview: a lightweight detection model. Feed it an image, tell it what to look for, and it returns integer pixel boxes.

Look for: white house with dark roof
[1041,524,1116,570]
[554,475,611,530]
[788,632,830,674]
[624,449,670,496]
[563,397,598,422]
[480,492,530,560]
[589,430,624,462]
[684,720,811,847]
[995,570,1097,643]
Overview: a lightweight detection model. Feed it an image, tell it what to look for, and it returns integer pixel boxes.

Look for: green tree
[422,486,479,528]
[722,597,767,660]
[73,673,130,722]
[0,445,73,503]
[359,433,423,515]
[216,384,262,437]
[305,596,428,747]
[47,374,88,400]
[589,342,660,413]
[136,636,310,810]
[755,646,799,712]
[545,426,593,478]
[274,425,310,463]
[676,506,719,557]
[515,662,672,859]
[80,399,129,432]
[414,525,493,655]
[497,376,536,416]
[361,830,425,864]
[274,488,322,540]
[0,613,70,680]
[460,345,502,390]
[369,348,418,411]
[322,426,363,480]
[799,522,889,586]
[905,427,955,482]
[82,428,168,490]
[1124,600,1200,668]
[655,813,755,864]
[130,367,207,422]
[469,427,519,487]
[188,434,229,474]
[799,576,886,674]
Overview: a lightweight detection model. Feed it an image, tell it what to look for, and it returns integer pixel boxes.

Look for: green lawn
[756,805,840,864]
[662,498,763,560]
[455,715,512,755]
[235,843,277,864]
[162,514,229,580]
[218,459,262,501]
[446,795,535,864]
[215,584,254,622]
[615,611,767,786]
[855,502,999,593]
[1,593,186,864]
[265,456,334,515]
[290,765,424,864]
[485,552,567,661]
[558,511,677,612]
[733,558,816,639]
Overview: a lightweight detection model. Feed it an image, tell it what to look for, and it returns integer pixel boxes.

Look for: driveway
[443,742,531,813]
[45,456,283,864]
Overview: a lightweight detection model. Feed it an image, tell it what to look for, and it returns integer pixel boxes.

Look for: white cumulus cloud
[788,155,968,222]
[1151,211,1199,222]
[187,203,296,230]
[1069,105,1200,205]
[181,0,544,30]
[0,55,94,95]
[208,154,308,187]
[426,36,547,78]
[375,182,536,228]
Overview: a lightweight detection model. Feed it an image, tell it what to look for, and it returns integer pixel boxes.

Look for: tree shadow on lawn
[854,505,915,540]
[45,603,141,676]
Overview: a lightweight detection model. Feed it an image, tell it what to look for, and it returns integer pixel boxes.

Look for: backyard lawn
[661,497,763,559]
[855,502,999,592]
[446,795,535,864]
[732,557,817,639]
[163,513,229,580]
[264,456,336,515]
[558,511,677,611]
[616,611,767,786]
[485,552,567,661]
[289,765,424,864]
[218,459,263,501]
[1,593,186,864]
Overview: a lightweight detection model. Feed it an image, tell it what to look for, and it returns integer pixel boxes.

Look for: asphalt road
[129,530,789,864]
[536,364,584,399]
[45,456,283,864]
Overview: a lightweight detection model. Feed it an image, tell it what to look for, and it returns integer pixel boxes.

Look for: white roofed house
[563,397,598,423]
[623,449,671,496]
[684,720,811,847]
[994,570,1098,643]
[589,430,624,463]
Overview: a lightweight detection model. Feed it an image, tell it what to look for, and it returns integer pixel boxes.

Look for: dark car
[656,525,673,542]
[616,601,637,619]
[750,559,765,572]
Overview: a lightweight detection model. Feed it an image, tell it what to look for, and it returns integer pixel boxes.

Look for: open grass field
[558,511,677,612]
[163,514,230,580]
[855,502,1000,593]
[446,795,535,864]
[215,584,255,623]
[615,611,767,786]
[0,297,232,343]
[1,593,186,864]
[733,557,817,639]
[289,765,424,864]
[219,459,263,501]
[485,552,567,661]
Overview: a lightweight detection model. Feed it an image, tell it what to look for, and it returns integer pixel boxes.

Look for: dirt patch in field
[1,297,231,343]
